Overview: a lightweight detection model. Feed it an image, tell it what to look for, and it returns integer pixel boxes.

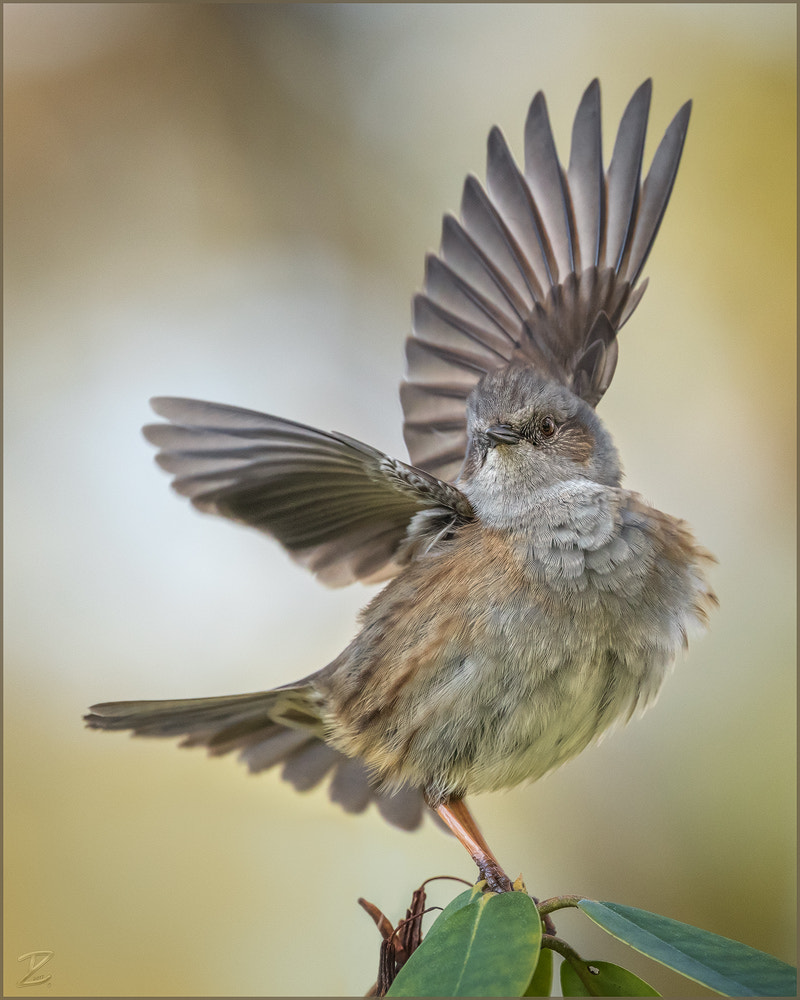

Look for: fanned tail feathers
[84,687,425,830]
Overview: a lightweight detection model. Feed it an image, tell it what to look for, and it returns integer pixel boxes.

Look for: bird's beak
[485,423,521,445]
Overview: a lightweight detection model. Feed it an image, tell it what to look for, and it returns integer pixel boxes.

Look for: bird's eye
[540,416,557,438]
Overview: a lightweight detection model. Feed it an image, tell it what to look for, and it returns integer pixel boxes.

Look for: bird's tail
[85,685,425,830]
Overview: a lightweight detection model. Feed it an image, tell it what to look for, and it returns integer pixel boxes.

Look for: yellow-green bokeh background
[5,4,795,996]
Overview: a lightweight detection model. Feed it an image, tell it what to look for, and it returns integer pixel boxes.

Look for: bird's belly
[394,630,655,798]
[333,587,675,802]
[323,510,707,801]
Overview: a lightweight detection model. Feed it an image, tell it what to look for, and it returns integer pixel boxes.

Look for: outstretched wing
[144,397,473,587]
[402,79,692,482]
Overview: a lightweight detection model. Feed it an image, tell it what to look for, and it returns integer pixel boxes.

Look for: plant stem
[537,893,584,915]
[541,934,599,993]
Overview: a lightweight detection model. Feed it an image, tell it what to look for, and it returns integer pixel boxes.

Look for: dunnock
[86,80,716,892]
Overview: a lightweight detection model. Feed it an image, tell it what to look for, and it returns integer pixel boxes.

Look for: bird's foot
[477,857,513,893]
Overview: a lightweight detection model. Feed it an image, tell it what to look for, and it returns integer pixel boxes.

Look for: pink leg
[434,798,513,893]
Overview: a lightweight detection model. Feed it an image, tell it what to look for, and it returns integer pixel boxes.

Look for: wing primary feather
[486,125,557,289]
[603,79,651,273]
[460,174,545,306]
[624,99,692,285]
[524,90,575,279]
[422,255,522,359]
[410,298,511,377]
[440,214,530,325]
[566,78,603,271]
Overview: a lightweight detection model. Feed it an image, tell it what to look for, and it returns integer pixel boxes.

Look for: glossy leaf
[578,900,797,997]
[427,885,486,930]
[387,888,541,997]
[560,959,660,996]
[523,945,553,996]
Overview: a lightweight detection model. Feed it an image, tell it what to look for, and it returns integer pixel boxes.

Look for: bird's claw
[478,859,514,893]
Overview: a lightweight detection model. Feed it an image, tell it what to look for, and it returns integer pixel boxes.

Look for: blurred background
[4,4,795,996]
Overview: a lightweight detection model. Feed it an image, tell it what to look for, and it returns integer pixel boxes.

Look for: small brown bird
[86,80,716,892]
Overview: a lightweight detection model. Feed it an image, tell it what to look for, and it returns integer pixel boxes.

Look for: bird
[85,79,717,893]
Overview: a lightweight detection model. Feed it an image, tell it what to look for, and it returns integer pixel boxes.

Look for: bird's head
[459,366,622,525]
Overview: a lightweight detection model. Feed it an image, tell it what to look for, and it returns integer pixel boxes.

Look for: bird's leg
[434,797,513,893]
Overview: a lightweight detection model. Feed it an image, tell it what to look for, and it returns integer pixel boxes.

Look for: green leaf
[428,885,486,929]
[523,945,553,996]
[560,959,660,996]
[387,889,541,997]
[577,900,796,997]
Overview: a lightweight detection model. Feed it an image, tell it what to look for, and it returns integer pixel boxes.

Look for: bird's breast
[320,498,714,799]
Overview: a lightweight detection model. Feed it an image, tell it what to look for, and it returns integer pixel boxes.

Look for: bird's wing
[144,397,474,587]
[402,79,692,481]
